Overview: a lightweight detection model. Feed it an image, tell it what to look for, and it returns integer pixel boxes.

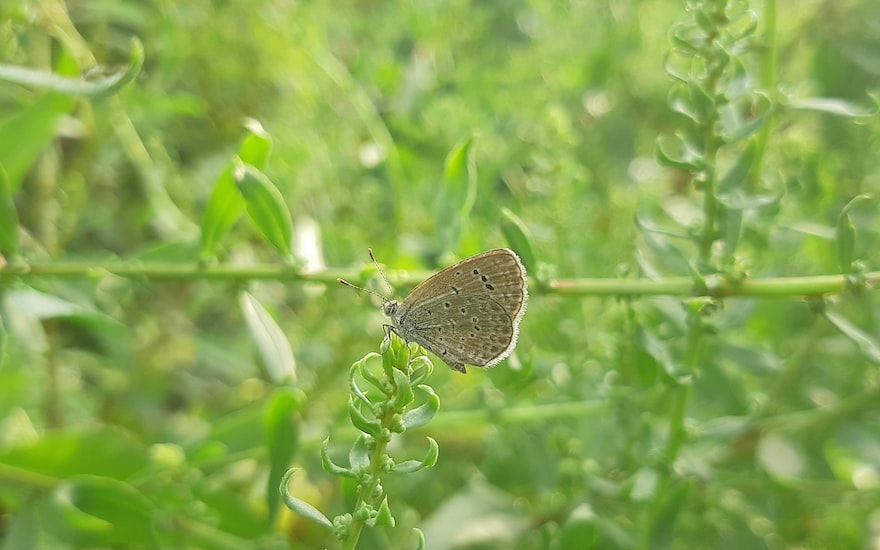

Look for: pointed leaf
[0,38,143,98]
[54,475,155,544]
[372,497,396,527]
[348,397,382,436]
[401,385,440,430]
[413,528,426,550]
[0,167,18,257]
[500,208,536,277]
[836,194,871,274]
[235,163,294,260]
[393,437,439,474]
[349,434,371,470]
[435,137,476,252]
[200,163,245,260]
[240,292,296,383]
[264,388,304,521]
[321,438,357,479]
[239,119,273,168]
[279,469,333,529]
[788,97,877,118]
[823,311,880,365]
[389,367,414,412]
[718,142,756,192]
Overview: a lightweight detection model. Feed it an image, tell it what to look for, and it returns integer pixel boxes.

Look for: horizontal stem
[1,261,877,299]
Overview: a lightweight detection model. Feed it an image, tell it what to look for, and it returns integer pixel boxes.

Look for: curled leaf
[393,437,439,474]
[401,385,440,430]
[348,398,382,436]
[279,469,333,529]
[321,438,357,479]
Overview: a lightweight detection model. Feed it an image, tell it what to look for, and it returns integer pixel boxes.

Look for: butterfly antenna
[337,277,389,301]
[336,248,393,301]
[368,248,395,296]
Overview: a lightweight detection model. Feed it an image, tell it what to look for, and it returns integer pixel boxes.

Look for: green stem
[3,261,877,299]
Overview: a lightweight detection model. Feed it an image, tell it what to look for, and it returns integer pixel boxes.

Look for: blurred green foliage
[0,0,879,548]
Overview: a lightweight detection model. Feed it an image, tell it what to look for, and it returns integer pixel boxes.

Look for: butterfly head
[383,300,399,317]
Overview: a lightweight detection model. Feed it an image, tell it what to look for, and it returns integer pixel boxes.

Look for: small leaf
[279,469,333,529]
[372,497,396,527]
[321,438,357,479]
[823,311,880,365]
[264,388,304,521]
[401,385,440,430]
[0,38,143,98]
[200,123,274,260]
[655,133,705,171]
[348,397,382,436]
[668,81,714,124]
[200,165,245,260]
[54,475,155,544]
[836,195,871,274]
[0,167,19,257]
[435,137,476,253]
[349,434,370,470]
[240,292,296,383]
[788,97,877,118]
[235,163,294,260]
[500,208,536,277]
[349,362,376,410]
[413,528,426,550]
[239,119,273,168]
[393,437,439,474]
[389,368,414,412]
[0,92,74,193]
[718,142,756,192]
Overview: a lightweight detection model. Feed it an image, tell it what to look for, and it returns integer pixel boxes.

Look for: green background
[1,0,878,548]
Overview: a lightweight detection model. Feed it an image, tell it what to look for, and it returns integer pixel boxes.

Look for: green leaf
[668,81,714,124]
[235,163,294,260]
[788,97,877,118]
[54,475,156,545]
[239,119,273,168]
[0,38,143,98]
[836,194,871,274]
[823,311,880,365]
[500,208,536,277]
[372,497,396,527]
[435,136,476,253]
[200,165,245,260]
[393,437,438,473]
[401,385,440,430]
[264,388,303,521]
[389,367,414,412]
[320,438,358,479]
[559,504,599,549]
[718,142,756,192]
[348,397,382,436]
[413,528,426,550]
[0,428,149,480]
[0,166,19,257]
[719,94,772,143]
[279,469,333,529]
[239,292,297,383]
[655,133,705,171]
[349,434,370,470]
[0,92,74,193]
[200,121,274,260]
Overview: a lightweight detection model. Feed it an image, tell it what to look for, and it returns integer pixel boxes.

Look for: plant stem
[3,261,877,299]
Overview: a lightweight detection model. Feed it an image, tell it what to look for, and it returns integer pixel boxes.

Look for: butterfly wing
[394,248,528,371]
